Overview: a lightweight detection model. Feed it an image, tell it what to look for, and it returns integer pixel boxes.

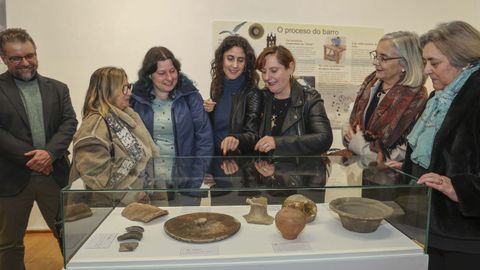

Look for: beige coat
[69,107,158,190]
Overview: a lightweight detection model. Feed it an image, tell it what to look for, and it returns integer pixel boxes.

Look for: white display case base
[66,204,428,270]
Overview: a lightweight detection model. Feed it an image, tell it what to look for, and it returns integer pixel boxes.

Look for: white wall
[6,0,480,124]
[5,0,480,228]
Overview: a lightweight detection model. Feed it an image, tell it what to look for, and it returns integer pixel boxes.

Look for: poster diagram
[213,21,383,128]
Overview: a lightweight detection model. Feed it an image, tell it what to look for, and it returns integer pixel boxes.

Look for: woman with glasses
[344,31,428,162]
[254,45,333,156]
[204,35,262,156]
[69,67,158,189]
[403,21,480,270]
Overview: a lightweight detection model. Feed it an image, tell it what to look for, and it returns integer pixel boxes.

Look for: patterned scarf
[407,63,480,169]
[104,111,146,188]
[350,72,427,151]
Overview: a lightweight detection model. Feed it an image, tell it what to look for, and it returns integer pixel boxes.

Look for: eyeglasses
[122,83,133,95]
[7,53,36,63]
[369,51,403,64]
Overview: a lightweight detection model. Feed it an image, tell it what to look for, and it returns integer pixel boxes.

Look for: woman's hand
[417,173,458,202]
[254,136,276,153]
[220,136,240,155]
[221,160,239,175]
[344,125,357,144]
[385,160,403,169]
[202,173,216,187]
[203,98,216,112]
[254,160,275,177]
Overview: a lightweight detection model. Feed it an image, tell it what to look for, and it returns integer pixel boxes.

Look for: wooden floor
[24,231,64,270]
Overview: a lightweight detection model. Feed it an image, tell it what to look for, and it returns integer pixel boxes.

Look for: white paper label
[180,245,219,256]
[272,242,312,253]
[84,233,117,249]
[181,207,211,213]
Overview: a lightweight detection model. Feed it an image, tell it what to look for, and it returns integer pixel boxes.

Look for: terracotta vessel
[282,194,317,223]
[275,207,306,240]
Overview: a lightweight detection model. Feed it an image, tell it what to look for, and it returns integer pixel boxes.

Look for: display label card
[268,205,282,212]
[180,245,219,256]
[181,207,211,213]
[84,233,117,249]
[272,242,312,253]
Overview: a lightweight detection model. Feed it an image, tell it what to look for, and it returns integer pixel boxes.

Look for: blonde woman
[70,67,158,189]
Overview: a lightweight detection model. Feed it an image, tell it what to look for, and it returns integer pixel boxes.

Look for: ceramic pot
[275,207,306,240]
[243,196,274,225]
[282,194,317,223]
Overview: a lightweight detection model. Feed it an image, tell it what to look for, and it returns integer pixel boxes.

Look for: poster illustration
[213,21,383,128]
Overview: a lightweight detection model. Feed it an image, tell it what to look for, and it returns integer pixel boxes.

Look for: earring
[401,69,405,73]
[462,63,472,71]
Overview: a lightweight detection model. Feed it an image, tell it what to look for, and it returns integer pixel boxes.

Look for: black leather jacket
[259,80,333,156]
[210,86,263,154]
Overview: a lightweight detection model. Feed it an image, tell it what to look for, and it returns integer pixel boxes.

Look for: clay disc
[164,212,240,243]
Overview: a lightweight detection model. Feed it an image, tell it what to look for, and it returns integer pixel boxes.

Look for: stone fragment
[64,203,93,222]
[117,231,143,241]
[119,242,139,252]
[126,225,145,233]
[121,202,168,223]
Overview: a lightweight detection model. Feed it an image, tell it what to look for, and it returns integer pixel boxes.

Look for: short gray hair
[420,21,480,68]
[0,28,36,56]
[380,31,425,87]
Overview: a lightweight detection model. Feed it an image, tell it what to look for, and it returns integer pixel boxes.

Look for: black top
[271,97,291,136]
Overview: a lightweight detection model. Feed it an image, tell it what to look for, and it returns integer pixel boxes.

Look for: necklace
[271,98,291,128]
[376,86,392,98]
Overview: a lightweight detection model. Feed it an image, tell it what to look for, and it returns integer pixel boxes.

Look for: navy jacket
[130,75,213,157]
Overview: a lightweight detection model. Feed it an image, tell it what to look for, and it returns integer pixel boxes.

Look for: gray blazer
[0,71,77,196]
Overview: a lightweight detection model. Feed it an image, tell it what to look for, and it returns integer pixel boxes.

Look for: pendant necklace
[377,85,393,98]
[271,98,290,128]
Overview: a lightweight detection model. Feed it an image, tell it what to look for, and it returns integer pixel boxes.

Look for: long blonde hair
[82,67,127,118]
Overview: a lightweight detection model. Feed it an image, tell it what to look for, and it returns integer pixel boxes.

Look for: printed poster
[213,21,383,128]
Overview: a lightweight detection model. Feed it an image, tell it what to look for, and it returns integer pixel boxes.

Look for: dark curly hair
[136,46,181,97]
[210,35,259,101]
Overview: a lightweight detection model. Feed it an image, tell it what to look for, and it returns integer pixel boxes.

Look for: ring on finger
[439,176,446,184]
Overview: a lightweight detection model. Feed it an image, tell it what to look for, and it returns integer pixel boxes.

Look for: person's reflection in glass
[247,157,329,205]
[148,156,212,206]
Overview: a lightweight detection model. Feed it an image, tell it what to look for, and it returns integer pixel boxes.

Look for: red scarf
[349,72,427,150]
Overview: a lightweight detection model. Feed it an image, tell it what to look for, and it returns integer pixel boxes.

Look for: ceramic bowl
[329,197,394,233]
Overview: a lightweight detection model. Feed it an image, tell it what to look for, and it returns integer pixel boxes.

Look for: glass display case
[61,155,430,270]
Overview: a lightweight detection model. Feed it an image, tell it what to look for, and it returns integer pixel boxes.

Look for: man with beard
[0,28,77,270]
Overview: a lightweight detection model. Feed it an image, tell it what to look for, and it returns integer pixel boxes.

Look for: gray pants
[0,175,61,270]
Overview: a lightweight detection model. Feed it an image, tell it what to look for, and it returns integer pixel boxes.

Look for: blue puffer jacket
[130,75,214,157]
